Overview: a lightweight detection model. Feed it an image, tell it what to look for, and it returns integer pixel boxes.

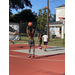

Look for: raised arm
[26,26,29,36]
[37,33,40,39]
[32,26,35,34]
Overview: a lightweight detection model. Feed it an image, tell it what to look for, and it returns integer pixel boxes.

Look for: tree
[9,0,32,15]
[9,9,37,33]
[9,9,37,23]
[19,9,37,22]
[36,7,52,30]
[53,14,56,17]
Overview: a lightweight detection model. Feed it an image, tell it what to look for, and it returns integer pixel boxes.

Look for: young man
[42,32,48,51]
[37,30,43,49]
[26,23,35,58]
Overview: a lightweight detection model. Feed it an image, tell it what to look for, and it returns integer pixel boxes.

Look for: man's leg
[32,47,35,58]
[9,40,15,44]
[29,47,31,54]
[29,47,31,58]
[40,39,42,49]
[44,42,47,51]
[32,40,35,58]
[44,45,47,50]
[28,40,31,58]
[38,40,42,49]
[38,39,41,47]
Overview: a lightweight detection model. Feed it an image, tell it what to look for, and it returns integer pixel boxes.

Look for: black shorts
[44,42,47,45]
[28,39,35,47]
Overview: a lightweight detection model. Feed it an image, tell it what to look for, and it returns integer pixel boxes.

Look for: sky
[12,0,65,15]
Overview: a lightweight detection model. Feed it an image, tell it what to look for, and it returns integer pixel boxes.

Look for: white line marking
[9,55,29,59]
[9,55,65,62]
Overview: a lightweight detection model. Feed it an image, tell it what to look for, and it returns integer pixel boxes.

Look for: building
[49,5,65,39]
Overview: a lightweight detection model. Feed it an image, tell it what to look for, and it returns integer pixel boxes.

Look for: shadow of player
[33,53,65,59]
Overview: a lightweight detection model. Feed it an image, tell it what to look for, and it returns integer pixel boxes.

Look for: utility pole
[39,12,40,30]
[47,0,49,41]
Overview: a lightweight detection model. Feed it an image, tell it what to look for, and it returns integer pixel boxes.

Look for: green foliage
[9,0,32,9]
[9,33,65,47]
[36,7,53,31]
[20,9,37,22]
[9,0,32,14]
[9,9,37,23]
[36,7,56,31]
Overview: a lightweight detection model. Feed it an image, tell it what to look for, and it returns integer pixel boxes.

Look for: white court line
[9,55,29,59]
[9,55,65,62]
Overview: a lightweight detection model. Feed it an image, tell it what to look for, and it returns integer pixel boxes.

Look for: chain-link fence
[19,22,39,41]
[9,22,65,47]
[9,23,20,41]
[19,22,39,33]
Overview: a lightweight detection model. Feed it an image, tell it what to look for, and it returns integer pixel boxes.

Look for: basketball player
[42,32,48,51]
[37,30,43,49]
[26,22,35,58]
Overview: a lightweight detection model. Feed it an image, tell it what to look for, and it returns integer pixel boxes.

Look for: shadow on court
[33,53,65,59]
[17,46,27,48]
[35,70,65,75]
[46,47,65,52]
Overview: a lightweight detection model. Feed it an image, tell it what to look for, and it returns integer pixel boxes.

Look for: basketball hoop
[59,17,65,23]
[59,17,65,20]
[60,19,63,23]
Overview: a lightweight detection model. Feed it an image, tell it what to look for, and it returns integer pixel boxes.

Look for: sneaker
[28,54,31,58]
[38,47,42,50]
[40,47,42,49]
[38,47,40,49]
[44,50,47,52]
[33,54,35,58]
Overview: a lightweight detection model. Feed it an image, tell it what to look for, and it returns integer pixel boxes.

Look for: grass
[9,33,65,47]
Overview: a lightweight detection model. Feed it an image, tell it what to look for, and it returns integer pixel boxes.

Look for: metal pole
[47,0,49,41]
[63,20,65,46]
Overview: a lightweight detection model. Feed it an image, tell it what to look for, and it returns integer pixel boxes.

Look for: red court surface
[9,44,65,75]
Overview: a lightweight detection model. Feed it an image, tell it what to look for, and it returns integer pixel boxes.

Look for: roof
[56,5,65,8]
[49,21,63,25]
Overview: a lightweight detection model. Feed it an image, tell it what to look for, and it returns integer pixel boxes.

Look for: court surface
[9,44,65,75]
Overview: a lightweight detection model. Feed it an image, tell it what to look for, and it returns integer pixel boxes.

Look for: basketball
[28,22,32,26]
[46,6,48,9]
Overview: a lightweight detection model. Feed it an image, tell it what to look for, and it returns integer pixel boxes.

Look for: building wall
[56,7,65,21]
[49,26,61,38]
[48,6,65,39]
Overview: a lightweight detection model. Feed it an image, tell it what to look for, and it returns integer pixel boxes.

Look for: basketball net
[59,17,65,22]
[60,19,63,23]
